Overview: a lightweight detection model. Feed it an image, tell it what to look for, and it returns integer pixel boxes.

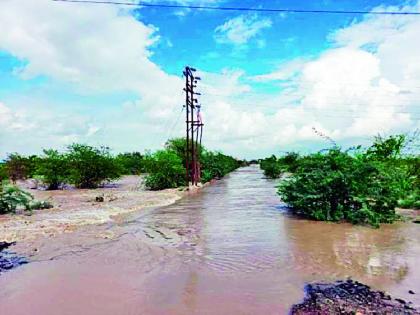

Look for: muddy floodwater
[0,166,419,314]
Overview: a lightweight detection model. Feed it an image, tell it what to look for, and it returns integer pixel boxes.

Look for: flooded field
[0,165,419,314]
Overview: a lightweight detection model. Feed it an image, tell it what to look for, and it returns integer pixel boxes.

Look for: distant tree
[145,150,186,190]
[36,149,69,190]
[5,153,29,183]
[165,138,203,167]
[115,152,144,175]
[0,163,7,182]
[260,155,282,179]
[66,144,122,189]
[280,152,301,173]
[367,134,406,160]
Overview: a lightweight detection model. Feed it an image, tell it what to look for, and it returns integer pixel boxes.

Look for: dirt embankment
[0,176,191,243]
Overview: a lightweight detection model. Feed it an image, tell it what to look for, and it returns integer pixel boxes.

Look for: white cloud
[251,58,307,82]
[214,15,272,45]
[227,3,420,155]
[0,0,182,98]
[0,102,102,156]
[0,0,184,156]
[1,0,420,159]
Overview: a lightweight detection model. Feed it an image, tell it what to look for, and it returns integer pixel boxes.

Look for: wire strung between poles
[52,0,420,15]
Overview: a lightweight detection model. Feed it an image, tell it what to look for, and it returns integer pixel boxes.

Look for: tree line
[0,138,244,214]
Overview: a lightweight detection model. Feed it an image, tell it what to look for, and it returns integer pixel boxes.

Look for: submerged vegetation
[260,134,419,227]
[144,138,243,190]
[0,138,242,195]
[144,149,186,190]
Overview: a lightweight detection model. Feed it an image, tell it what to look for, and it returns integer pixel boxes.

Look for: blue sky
[0,0,419,158]
[144,0,404,75]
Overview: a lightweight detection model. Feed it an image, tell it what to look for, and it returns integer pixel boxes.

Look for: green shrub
[398,191,420,209]
[278,149,401,227]
[145,150,186,190]
[36,149,69,190]
[0,183,54,214]
[115,152,145,175]
[366,134,406,160]
[162,138,240,185]
[4,153,30,183]
[200,151,241,182]
[29,200,54,210]
[66,144,122,189]
[260,155,282,179]
[0,185,33,214]
[280,152,301,173]
[0,163,7,182]
[165,138,203,168]
[260,152,301,178]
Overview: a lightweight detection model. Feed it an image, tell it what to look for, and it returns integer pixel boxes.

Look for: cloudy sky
[0,0,419,159]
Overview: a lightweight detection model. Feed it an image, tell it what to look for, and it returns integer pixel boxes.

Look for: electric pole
[183,66,203,186]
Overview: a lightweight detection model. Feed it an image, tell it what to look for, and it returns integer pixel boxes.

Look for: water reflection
[284,218,413,286]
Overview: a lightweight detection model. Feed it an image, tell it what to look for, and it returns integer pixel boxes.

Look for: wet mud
[291,279,420,314]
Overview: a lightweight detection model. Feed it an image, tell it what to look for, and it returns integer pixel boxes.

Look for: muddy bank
[0,176,188,243]
[291,279,420,314]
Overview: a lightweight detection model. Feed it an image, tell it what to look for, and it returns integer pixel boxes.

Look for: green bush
[165,138,203,168]
[395,156,419,209]
[280,152,301,173]
[201,151,241,182]
[36,149,69,190]
[4,153,30,183]
[115,152,145,175]
[260,152,301,178]
[398,192,420,209]
[1,139,241,192]
[0,185,33,214]
[0,163,7,182]
[29,200,54,210]
[366,134,406,160]
[278,149,401,227]
[163,138,240,184]
[260,155,282,179]
[0,183,54,214]
[145,150,186,190]
[66,144,122,189]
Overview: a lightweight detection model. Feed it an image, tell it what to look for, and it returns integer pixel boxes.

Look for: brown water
[0,165,419,314]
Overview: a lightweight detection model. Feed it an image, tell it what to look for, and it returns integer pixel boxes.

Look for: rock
[409,290,415,295]
[0,242,13,251]
[95,196,104,202]
[290,280,420,315]
[1,242,28,273]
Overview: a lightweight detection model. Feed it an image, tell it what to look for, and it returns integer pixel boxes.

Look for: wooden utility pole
[183,66,203,186]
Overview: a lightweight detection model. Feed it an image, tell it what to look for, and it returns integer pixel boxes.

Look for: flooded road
[0,165,419,314]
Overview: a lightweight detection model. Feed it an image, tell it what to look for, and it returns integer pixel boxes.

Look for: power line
[52,0,420,16]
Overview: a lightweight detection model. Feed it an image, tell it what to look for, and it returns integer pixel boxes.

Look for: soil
[291,279,420,315]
